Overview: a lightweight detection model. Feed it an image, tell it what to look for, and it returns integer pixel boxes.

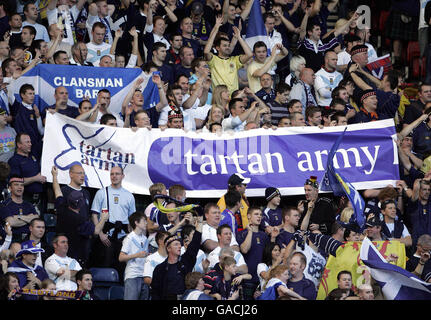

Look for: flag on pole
[320,128,366,231]
[360,237,431,300]
[244,0,269,51]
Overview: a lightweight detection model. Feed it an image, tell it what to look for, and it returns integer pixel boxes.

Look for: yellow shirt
[217,195,249,229]
[208,55,243,94]
[247,58,276,93]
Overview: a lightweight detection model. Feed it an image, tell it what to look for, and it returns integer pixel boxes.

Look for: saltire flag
[245,0,270,52]
[257,278,283,300]
[320,128,366,231]
[139,71,160,110]
[366,54,392,80]
[7,64,155,115]
[360,237,431,300]
[316,240,406,300]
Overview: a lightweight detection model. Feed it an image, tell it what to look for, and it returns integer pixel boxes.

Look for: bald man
[41,86,80,124]
[314,51,343,107]
[289,68,318,115]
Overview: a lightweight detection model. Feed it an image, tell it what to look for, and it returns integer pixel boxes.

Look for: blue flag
[245,0,270,51]
[10,64,145,115]
[320,128,366,231]
[360,237,431,300]
[142,73,160,110]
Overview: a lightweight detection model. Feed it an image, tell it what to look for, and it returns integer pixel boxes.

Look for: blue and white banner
[41,114,399,197]
[8,64,157,115]
[360,237,431,300]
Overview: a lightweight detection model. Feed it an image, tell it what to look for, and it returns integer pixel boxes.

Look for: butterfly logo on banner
[53,124,116,188]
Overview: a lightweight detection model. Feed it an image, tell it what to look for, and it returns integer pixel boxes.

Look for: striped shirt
[298,34,339,72]
[266,100,289,126]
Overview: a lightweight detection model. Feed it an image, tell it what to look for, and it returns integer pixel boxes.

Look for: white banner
[41,113,399,198]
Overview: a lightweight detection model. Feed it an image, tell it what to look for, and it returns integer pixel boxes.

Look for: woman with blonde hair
[201,105,225,133]
[284,55,306,87]
[340,207,354,224]
[211,84,230,115]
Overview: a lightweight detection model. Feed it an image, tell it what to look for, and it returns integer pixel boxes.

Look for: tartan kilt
[385,10,419,41]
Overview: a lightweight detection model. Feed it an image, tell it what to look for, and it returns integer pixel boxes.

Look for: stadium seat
[378,11,391,51]
[90,267,119,285]
[378,11,390,32]
[406,42,422,80]
[108,285,124,300]
[43,213,57,228]
[407,41,420,64]
[93,287,110,301]
[412,58,421,79]
[90,268,120,300]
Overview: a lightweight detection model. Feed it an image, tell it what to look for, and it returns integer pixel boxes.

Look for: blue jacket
[8,259,48,300]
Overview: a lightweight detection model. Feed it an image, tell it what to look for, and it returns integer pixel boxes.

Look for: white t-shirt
[201,223,238,248]
[222,115,245,132]
[86,42,112,66]
[299,244,327,290]
[121,231,149,280]
[366,43,378,62]
[314,68,343,106]
[35,240,43,268]
[207,246,246,268]
[94,110,125,127]
[180,247,207,273]
[44,254,82,290]
[337,49,351,66]
[158,105,196,131]
[86,14,114,44]
[91,185,135,238]
[143,251,166,279]
[420,0,431,29]
[47,5,80,46]
[257,263,269,290]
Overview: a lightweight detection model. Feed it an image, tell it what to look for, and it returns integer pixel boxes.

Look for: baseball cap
[228,173,251,186]
[67,190,84,210]
[191,1,204,15]
[365,212,383,228]
[265,187,281,201]
[16,240,45,258]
